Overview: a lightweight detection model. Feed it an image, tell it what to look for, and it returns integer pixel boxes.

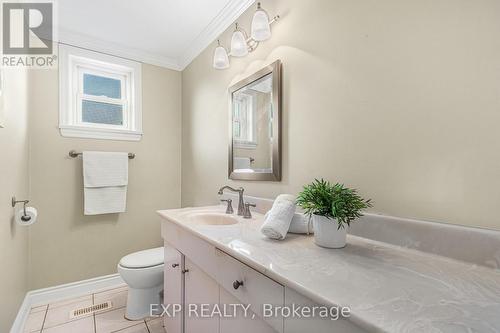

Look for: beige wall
[182,0,500,230]
[28,63,182,289]
[0,68,30,331]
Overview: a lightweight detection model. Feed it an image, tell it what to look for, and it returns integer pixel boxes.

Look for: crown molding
[57,28,182,71]
[177,0,255,70]
[56,0,254,72]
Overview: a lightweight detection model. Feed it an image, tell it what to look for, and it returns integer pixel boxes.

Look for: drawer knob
[233,280,244,290]
[171,263,179,268]
[182,269,190,274]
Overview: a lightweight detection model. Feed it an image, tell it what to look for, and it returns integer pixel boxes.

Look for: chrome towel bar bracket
[69,150,135,159]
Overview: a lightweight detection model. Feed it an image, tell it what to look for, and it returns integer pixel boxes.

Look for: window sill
[59,125,143,141]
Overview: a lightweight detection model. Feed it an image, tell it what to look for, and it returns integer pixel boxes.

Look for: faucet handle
[243,202,256,219]
[221,199,234,214]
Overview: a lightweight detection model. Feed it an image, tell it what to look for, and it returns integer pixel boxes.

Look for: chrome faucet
[218,186,245,216]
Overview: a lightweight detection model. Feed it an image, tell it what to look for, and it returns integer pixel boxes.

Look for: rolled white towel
[289,213,314,234]
[264,211,314,234]
[261,194,296,240]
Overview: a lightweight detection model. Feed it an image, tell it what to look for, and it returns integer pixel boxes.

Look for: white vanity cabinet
[163,238,282,333]
[162,220,366,333]
[162,218,283,333]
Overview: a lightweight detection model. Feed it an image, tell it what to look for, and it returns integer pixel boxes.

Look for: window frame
[77,67,128,129]
[59,44,142,141]
[233,92,257,149]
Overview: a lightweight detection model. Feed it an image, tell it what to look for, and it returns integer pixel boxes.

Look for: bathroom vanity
[158,204,500,333]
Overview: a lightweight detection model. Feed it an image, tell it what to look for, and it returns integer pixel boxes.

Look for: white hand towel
[84,187,127,215]
[263,211,314,234]
[260,194,296,240]
[83,151,128,187]
[83,151,128,215]
[288,213,314,234]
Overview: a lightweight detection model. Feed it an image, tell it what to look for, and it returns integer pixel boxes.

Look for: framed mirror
[228,60,282,181]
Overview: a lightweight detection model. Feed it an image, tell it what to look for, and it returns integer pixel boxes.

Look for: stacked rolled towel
[260,194,296,240]
[263,211,314,235]
[289,213,314,234]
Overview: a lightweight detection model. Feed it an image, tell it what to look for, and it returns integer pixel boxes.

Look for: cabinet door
[184,258,219,333]
[163,246,183,333]
[220,286,277,333]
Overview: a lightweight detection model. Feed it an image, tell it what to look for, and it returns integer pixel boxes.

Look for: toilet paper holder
[12,197,32,222]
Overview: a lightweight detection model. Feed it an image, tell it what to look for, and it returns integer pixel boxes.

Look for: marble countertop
[158,206,500,333]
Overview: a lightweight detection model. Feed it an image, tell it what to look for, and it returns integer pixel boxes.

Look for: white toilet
[118,247,166,320]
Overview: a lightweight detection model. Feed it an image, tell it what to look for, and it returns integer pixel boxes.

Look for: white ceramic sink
[187,213,238,226]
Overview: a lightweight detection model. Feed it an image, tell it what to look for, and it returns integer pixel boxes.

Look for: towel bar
[69,150,135,159]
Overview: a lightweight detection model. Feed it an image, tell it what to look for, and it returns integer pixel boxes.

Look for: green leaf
[296,179,372,229]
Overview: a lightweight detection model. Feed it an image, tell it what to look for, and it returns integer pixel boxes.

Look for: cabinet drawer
[220,286,277,333]
[216,249,284,333]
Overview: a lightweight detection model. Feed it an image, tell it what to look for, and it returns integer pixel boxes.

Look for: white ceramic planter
[312,215,347,248]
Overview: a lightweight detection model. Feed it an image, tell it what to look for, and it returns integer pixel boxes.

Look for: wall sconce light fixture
[213,2,279,70]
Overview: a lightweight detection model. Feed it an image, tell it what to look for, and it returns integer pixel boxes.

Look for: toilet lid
[119,247,164,269]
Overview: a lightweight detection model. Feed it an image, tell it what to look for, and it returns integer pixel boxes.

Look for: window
[59,44,142,141]
[233,92,257,148]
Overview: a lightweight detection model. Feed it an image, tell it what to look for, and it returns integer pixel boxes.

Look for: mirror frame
[228,60,282,181]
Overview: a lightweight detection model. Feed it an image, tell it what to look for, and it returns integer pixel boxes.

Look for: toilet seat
[119,247,164,269]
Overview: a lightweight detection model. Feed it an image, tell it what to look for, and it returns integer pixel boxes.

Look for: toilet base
[125,285,163,320]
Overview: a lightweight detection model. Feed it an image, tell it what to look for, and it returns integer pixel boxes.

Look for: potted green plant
[297,179,372,248]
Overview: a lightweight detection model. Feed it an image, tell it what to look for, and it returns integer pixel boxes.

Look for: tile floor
[23,284,166,333]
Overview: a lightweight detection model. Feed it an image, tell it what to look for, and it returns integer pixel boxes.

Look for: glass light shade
[230,30,248,57]
[251,9,271,41]
[213,46,229,69]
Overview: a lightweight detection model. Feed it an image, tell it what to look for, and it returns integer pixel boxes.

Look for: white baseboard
[10,294,31,333]
[10,274,124,333]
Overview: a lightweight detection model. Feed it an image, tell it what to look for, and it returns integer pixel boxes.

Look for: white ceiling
[56,0,254,70]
